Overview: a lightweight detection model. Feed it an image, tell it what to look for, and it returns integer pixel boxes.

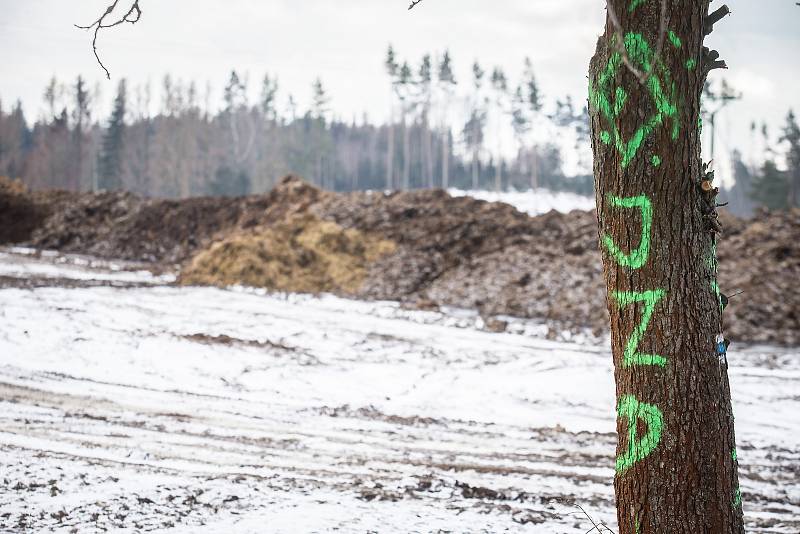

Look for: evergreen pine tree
[779,109,800,207]
[418,54,434,188]
[522,57,542,113]
[71,76,91,191]
[436,50,456,189]
[724,150,754,217]
[750,122,790,210]
[522,57,542,190]
[223,71,246,113]
[98,79,127,191]
[490,67,508,191]
[384,45,399,190]
[260,74,279,121]
[311,78,330,123]
[750,160,789,210]
[468,61,486,189]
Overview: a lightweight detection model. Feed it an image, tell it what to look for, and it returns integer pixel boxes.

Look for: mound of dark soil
[7,176,800,345]
[313,189,606,335]
[0,177,49,245]
[718,208,800,345]
[29,192,250,264]
[26,176,328,264]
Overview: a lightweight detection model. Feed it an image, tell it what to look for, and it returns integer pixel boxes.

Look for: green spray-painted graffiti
[616,394,664,474]
[731,448,741,508]
[593,5,691,484]
[629,0,646,12]
[667,30,682,49]
[707,241,724,310]
[711,280,724,311]
[602,195,653,269]
[589,32,680,168]
[614,289,667,367]
[706,241,718,271]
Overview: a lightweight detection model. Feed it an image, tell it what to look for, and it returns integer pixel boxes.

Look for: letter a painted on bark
[616,394,664,475]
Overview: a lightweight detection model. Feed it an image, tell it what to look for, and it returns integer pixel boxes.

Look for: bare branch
[605,0,668,86]
[703,47,728,73]
[408,0,424,9]
[75,0,142,79]
[704,5,731,36]
[605,2,645,84]
[575,504,617,534]
[649,0,669,79]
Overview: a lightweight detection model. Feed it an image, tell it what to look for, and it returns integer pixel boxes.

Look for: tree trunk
[442,129,450,189]
[386,123,394,190]
[471,147,479,190]
[402,112,410,190]
[789,164,799,208]
[588,2,744,532]
[425,117,434,188]
[494,157,501,192]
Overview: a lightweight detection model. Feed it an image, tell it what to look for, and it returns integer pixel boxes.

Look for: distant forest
[0,46,797,214]
[0,47,593,197]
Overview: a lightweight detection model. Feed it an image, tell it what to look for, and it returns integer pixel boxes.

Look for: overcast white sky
[0,0,798,169]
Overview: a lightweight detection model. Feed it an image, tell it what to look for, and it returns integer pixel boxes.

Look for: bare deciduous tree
[76,0,142,79]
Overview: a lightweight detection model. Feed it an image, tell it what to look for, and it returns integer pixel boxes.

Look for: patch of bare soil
[182,333,298,352]
[8,176,800,345]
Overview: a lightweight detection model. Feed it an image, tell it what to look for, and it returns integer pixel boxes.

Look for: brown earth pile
[312,188,605,336]
[4,175,799,345]
[718,208,800,345]
[0,177,48,245]
[180,214,396,294]
[22,176,330,264]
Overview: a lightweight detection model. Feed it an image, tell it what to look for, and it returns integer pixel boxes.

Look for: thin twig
[605,1,646,83]
[576,504,617,533]
[605,0,668,86]
[75,0,142,79]
[649,0,669,81]
[408,0,424,9]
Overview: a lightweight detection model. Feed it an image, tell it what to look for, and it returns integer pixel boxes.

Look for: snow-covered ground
[449,188,595,217]
[0,252,797,533]
[0,247,175,285]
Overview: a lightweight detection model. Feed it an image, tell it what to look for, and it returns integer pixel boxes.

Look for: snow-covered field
[0,251,798,533]
[448,188,595,217]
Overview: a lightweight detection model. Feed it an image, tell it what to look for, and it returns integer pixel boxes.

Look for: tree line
[0,47,795,210]
[701,80,800,215]
[0,47,594,198]
[724,114,800,216]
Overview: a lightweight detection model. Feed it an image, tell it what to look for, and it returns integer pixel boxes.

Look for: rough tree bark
[588,1,743,532]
